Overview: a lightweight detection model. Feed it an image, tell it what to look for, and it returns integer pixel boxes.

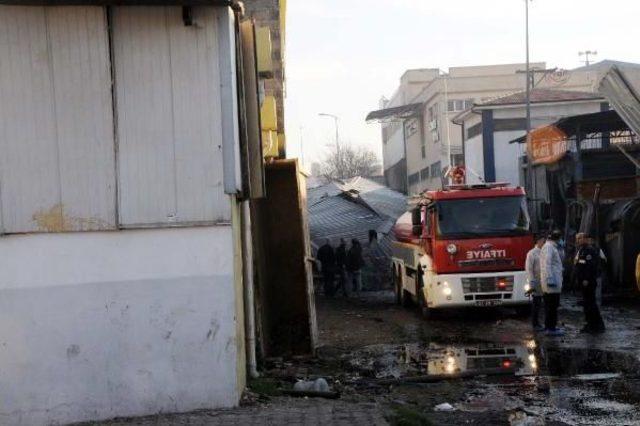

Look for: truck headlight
[446,244,458,255]
[443,287,452,296]
[524,283,531,292]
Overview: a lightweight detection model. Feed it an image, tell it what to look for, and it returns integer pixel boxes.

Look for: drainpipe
[241,200,259,379]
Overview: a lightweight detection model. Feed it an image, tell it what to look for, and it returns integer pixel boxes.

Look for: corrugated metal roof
[308,177,406,289]
[479,89,602,107]
[365,102,423,122]
[598,65,640,138]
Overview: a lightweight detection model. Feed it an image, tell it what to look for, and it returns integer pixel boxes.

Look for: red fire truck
[392,178,534,318]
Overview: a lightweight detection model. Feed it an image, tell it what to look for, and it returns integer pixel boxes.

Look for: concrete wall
[0,226,241,426]
[465,133,485,185]
[383,123,406,170]
[380,69,436,178]
[493,130,526,185]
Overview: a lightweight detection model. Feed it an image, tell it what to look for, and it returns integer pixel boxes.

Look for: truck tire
[416,266,437,319]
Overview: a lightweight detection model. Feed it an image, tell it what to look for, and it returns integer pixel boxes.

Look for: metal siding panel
[114,6,228,226]
[0,6,115,233]
[167,7,226,222]
[0,6,61,233]
[48,6,117,230]
[113,7,177,225]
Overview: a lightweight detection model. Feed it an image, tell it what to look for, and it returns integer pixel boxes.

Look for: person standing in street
[347,239,365,294]
[541,230,564,336]
[574,233,606,333]
[334,238,349,297]
[316,239,336,297]
[526,235,546,331]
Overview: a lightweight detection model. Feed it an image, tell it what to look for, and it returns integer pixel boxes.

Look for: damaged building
[513,66,640,292]
[308,177,407,290]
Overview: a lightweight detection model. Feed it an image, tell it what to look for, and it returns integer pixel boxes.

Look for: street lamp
[319,113,342,177]
[318,113,340,154]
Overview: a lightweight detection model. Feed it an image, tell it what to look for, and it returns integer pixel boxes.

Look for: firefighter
[574,233,606,333]
[334,238,349,297]
[525,235,546,331]
[541,230,564,336]
[316,239,336,297]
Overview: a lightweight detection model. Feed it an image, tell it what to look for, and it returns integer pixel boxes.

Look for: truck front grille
[462,276,514,294]
[458,258,515,268]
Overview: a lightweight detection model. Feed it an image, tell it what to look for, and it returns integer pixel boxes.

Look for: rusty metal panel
[113,6,229,226]
[0,6,116,233]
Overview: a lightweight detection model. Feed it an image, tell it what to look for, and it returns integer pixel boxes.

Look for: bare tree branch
[320,145,380,180]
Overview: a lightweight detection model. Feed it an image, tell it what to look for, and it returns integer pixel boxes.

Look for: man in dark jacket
[334,238,348,297]
[347,239,365,293]
[317,239,336,297]
[574,233,606,333]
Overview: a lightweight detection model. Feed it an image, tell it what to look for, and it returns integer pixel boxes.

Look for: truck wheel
[515,305,532,317]
[393,265,402,305]
[416,266,436,319]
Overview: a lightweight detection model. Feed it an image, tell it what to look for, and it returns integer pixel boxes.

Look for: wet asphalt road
[89,291,640,425]
[316,290,640,425]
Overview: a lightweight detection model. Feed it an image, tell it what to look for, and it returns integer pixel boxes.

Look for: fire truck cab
[392,182,534,318]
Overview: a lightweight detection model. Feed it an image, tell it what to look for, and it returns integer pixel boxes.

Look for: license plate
[475,300,502,307]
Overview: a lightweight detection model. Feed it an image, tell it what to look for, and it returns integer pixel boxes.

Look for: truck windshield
[436,196,530,238]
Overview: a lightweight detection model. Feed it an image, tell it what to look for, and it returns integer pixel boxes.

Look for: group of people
[316,238,365,297]
[525,230,606,336]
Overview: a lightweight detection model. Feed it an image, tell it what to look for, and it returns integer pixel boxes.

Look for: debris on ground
[433,402,455,412]
[509,410,544,426]
[293,378,331,392]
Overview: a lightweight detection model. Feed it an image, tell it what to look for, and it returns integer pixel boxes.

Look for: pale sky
[283,0,640,170]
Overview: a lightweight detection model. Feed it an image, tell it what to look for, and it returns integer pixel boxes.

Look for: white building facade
[455,89,606,186]
[0,3,252,425]
[370,63,617,195]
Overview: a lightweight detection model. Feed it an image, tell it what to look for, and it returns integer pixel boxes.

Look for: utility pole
[579,50,597,66]
[525,0,531,135]
[319,113,340,176]
[524,0,536,231]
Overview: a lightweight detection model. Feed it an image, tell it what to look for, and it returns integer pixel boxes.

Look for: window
[405,118,418,137]
[420,167,430,181]
[428,102,439,121]
[421,145,426,158]
[408,172,420,186]
[447,99,473,112]
[436,196,531,238]
[430,161,442,179]
[451,154,464,166]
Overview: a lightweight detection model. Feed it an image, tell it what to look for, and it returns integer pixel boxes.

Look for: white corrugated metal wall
[113,7,226,227]
[0,5,232,234]
[0,6,116,233]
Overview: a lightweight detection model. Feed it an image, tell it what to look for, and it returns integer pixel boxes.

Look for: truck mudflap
[423,271,529,309]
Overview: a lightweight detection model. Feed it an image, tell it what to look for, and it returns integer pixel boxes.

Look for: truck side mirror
[411,208,422,237]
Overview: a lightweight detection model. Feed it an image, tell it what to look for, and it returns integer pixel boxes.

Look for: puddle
[347,341,640,424]
[538,346,640,378]
[346,341,538,380]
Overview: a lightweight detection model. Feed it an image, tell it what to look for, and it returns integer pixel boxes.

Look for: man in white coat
[541,230,564,336]
[525,235,546,331]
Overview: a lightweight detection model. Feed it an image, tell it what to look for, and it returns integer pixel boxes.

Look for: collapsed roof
[308,177,406,248]
[308,177,407,290]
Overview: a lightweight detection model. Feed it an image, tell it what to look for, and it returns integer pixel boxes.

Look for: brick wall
[244,0,286,149]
